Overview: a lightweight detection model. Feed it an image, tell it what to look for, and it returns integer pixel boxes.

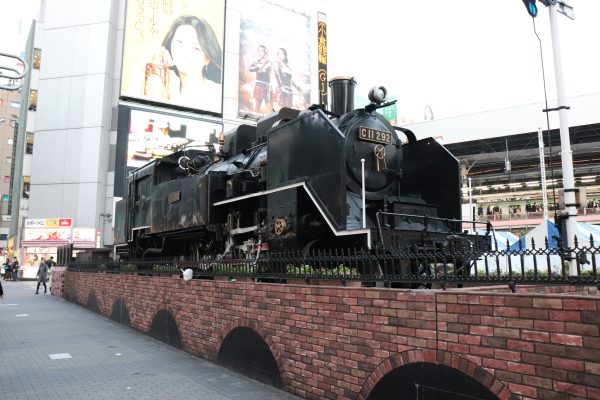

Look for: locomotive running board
[213,182,371,246]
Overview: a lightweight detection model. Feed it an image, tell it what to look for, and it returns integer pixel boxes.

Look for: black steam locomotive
[115,78,481,265]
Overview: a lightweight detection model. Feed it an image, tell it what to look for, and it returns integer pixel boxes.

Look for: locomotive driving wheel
[274,219,287,235]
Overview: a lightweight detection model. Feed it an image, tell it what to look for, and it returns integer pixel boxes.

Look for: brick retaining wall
[60,272,600,400]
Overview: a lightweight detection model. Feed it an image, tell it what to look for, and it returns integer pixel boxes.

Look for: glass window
[6,157,11,164]
[28,90,38,111]
[0,234,7,240]
[33,48,41,69]
[7,138,13,145]
[26,133,34,154]
[1,195,8,202]
[3,176,10,183]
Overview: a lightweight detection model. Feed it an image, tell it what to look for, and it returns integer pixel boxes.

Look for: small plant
[120,264,138,272]
[211,263,256,274]
[152,264,180,274]
[328,264,359,276]
[286,264,314,275]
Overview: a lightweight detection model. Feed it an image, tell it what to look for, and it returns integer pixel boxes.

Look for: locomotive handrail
[375,211,493,249]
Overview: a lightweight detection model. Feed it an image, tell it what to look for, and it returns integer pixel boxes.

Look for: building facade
[12,0,324,267]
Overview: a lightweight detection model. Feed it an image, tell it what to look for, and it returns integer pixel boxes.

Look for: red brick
[458,334,481,346]
[470,326,493,336]
[497,369,523,383]
[548,310,581,322]
[494,349,521,362]
[521,330,550,343]
[537,343,568,357]
[562,299,597,311]
[482,357,508,370]
[520,308,548,319]
[446,303,469,313]
[536,366,567,381]
[522,374,553,390]
[550,333,583,346]
[493,327,520,339]
[481,316,506,327]
[509,383,537,398]
[553,381,586,397]
[469,305,494,315]
[585,361,600,375]
[587,387,600,400]
[505,296,533,307]
[494,306,520,317]
[507,361,536,375]
[551,357,584,371]
[582,311,600,324]
[480,296,505,306]
[533,298,563,309]
[469,346,495,357]
[533,320,565,333]
[565,322,598,336]
[507,339,534,352]
[447,343,469,354]
[506,318,533,329]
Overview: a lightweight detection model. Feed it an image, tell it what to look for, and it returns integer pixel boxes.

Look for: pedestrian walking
[35,258,49,295]
[11,257,19,281]
[3,258,11,281]
[46,256,56,269]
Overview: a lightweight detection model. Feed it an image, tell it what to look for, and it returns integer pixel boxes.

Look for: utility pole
[521,0,577,274]
[537,127,549,220]
[546,2,577,275]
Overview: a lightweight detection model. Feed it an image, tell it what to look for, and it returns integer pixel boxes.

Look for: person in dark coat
[11,257,19,281]
[36,258,49,295]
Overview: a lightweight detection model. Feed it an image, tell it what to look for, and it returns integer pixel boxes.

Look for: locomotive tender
[115,78,477,264]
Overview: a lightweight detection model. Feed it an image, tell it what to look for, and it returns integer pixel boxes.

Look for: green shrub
[286,264,314,275]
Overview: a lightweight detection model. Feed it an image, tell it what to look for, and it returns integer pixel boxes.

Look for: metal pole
[361,159,366,229]
[548,4,577,274]
[538,127,549,220]
[468,177,473,223]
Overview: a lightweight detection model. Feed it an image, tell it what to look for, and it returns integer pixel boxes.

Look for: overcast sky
[326,0,600,122]
[2,0,598,123]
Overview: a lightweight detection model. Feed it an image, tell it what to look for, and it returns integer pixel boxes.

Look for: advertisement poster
[114,105,223,196]
[126,108,222,168]
[238,0,311,119]
[121,0,225,114]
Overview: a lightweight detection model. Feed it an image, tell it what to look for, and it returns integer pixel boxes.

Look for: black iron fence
[67,238,600,289]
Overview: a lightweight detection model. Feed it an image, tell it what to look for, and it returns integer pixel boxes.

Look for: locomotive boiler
[114,78,477,263]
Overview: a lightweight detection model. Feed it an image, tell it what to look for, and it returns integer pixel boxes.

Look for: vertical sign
[317,12,327,108]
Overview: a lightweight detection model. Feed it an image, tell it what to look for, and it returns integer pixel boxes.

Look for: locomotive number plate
[168,191,181,203]
[358,126,392,145]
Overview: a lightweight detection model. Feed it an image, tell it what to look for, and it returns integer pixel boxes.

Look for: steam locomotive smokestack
[328,77,356,116]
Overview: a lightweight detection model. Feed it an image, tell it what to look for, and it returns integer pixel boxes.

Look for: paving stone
[0,281,300,400]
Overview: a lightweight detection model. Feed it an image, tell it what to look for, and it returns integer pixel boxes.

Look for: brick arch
[146,304,183,348]
[358,349,513,400]
[218,318,289,387]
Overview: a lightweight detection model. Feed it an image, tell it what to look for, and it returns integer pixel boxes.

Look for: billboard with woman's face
[121,0,225,115]
[238,0,311,120]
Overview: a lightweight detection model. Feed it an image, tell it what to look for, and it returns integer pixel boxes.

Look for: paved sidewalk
[0,280,299,400]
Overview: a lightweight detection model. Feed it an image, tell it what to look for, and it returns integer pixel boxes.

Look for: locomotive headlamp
[368,86,388,104]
